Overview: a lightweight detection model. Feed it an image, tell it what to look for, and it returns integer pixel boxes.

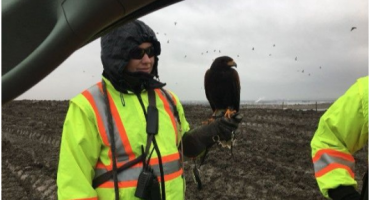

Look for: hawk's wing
[204,69,216,112]
[231,68,241,112]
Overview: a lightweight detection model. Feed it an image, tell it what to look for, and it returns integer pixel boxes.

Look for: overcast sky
[16,0,368,102]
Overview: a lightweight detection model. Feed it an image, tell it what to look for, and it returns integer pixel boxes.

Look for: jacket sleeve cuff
[328,185,360,200]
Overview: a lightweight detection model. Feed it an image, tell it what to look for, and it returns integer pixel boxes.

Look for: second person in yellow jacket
[311,76,368,200]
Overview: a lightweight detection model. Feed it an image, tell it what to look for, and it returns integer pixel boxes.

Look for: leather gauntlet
[182,113,243,157]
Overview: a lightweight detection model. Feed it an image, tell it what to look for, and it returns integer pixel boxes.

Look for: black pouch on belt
[135,166,161,200]
[135,169,154,199]
[150,176,161,200]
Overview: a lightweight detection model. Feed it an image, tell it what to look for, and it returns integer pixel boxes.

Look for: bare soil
[2,100,367,200]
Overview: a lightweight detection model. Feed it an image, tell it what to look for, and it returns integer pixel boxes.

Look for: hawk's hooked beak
[228,60,237,68]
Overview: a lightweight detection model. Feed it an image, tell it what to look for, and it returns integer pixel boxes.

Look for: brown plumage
[204,56,240,119]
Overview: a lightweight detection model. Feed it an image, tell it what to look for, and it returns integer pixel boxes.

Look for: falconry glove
[182,113,243,157]
[329,186,361,200]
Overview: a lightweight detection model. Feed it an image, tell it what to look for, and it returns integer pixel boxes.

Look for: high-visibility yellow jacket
[57,77,190,200]
[311,76,368,198]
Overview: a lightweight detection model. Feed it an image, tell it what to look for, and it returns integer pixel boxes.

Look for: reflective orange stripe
[164,168,183,181]
[315,163,355,178]
[155,89,178,144]
[98,169,183,188]
[82,90,109,146]
[99,180,138,188]
[72,197,98,200]
[95,153,180,169]
[312,149,355,162]
[148,152,180,165]
[95,160,141,169]
[105,88,135,161]
[95,161,106,169]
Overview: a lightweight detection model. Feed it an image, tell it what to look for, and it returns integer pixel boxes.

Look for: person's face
[125,42,155,74]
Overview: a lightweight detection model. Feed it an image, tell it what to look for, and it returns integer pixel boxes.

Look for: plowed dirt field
[2,100,367,200]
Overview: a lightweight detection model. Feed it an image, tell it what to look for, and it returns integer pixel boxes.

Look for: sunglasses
[129,46,156,59]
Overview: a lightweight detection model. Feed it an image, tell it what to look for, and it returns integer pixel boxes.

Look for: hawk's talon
[224,109,237,119]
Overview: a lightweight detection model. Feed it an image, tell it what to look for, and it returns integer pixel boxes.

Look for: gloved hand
[182,113,243,157]
[328,185,361,200]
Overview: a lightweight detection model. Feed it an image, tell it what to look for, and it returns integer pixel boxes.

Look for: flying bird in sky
[351,27,357,31]
[204,56,240,119]
[295,57,297,61]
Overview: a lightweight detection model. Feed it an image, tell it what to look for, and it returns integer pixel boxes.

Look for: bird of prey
[204,56,240,119]
[351,27,357,31]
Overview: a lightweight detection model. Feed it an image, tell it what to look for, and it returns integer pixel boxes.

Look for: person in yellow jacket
[57,20,243,200]
[311,76,368,200]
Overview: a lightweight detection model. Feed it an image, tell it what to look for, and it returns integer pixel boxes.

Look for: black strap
[152,137,166,200]
[93,154,144,188]
[147,89,166,200]
[101,79,120,200]
[147,89,158,135]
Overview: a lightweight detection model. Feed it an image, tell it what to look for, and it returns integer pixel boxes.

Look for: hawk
[204,56,240,119]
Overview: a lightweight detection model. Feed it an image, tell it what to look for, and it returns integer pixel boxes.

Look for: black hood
[101,20,163,93]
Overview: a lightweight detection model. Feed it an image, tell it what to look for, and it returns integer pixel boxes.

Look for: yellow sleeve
[57,96,101,200]
[311,77,368,198]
